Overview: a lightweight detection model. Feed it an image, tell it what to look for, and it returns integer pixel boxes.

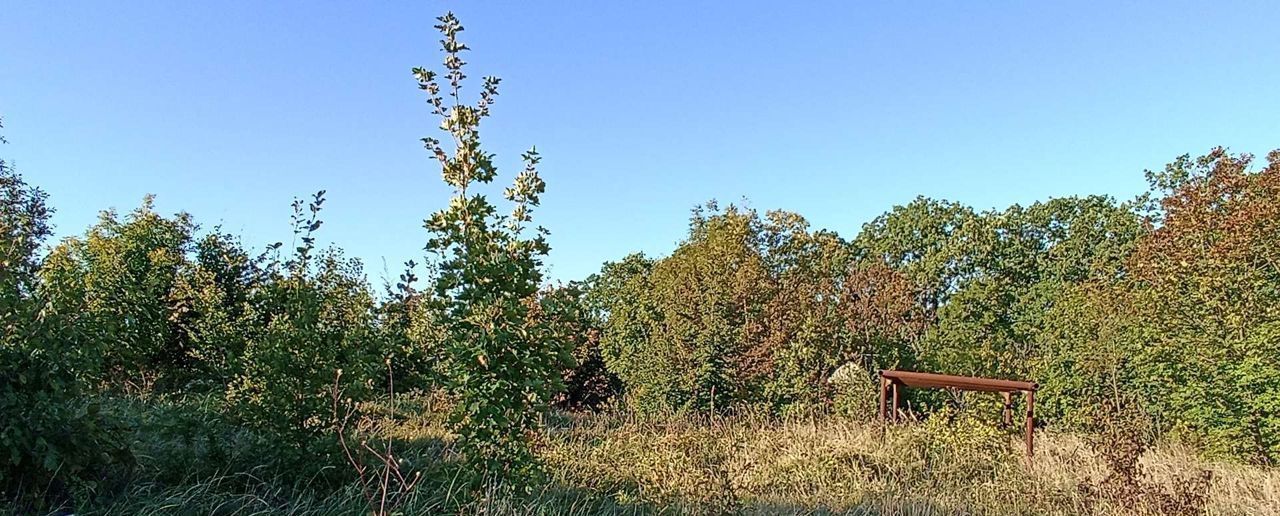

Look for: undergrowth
[11,395,1276,515]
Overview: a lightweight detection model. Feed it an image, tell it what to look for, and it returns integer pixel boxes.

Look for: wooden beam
[881,370,1037,393]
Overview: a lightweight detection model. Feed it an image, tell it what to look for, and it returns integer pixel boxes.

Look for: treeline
[580,150,1280,466]
[4,13,1280,512]
[11,147,1275,482]
[582,150,1280,466]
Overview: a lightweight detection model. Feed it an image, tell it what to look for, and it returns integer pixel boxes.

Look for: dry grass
[534,409,1280,515]
[73,399,1280,515]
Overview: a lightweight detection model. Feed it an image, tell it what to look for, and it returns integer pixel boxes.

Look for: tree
[854,197,976,313]
[413,12,572,489]
[1125,149,1280,463]
[615,204,773,412]
[40,197,195,392]
[852,194,1146,416]
[762,210,926,411]
[595,206,930,415]
[589,253,661,408]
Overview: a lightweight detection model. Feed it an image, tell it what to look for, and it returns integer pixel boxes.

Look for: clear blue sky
[3,1,1278,283]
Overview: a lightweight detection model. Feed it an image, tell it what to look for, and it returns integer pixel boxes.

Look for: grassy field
[65,396,1278,515]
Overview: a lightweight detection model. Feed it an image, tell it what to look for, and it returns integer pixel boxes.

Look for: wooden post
[878,375,887,423]
[1024,390,1035,461]
[1002,391,1012,426]
[891,382,900,423]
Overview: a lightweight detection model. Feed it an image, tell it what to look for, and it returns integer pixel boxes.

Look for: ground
[67,396,1280,515]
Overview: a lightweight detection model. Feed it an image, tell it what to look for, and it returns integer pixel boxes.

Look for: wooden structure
[878,369,1038,458]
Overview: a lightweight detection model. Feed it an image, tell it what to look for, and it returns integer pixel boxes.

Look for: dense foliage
[41,197,196,392]
[1,129,130,509]
[1126,150,1280,463]
[587,153,1279,468]
[544,282,620,411]
[591,205,929,414]
[226,192,384,451]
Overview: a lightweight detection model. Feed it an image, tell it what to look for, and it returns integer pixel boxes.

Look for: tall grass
[43,397,1280,515]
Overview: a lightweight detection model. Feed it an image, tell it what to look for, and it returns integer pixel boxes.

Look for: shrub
[1077,398,1213,516]
[907,406,1014,478]
[170,230,263,390]
[827,363,879,420]
[378,260,445,393]
[0,145,131,509]
[0,348,132,509]
[226,192,382,454]
[543,283,619,411]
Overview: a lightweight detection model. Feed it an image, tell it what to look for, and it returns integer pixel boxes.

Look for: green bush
[170,230,263,390]
[1,152,131,509]
[226,192,382,453]
[378,260,446,393]
[543,283,620,411]
[0,349,132,509]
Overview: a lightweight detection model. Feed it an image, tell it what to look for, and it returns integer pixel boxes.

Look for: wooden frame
[879,369,1038,459]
